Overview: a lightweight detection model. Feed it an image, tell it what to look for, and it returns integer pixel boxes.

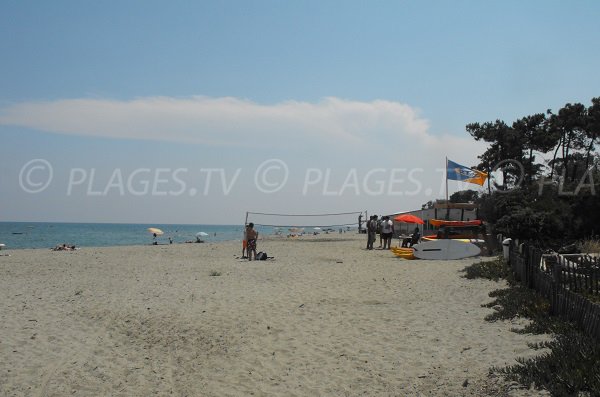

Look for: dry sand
[0,234,550,396]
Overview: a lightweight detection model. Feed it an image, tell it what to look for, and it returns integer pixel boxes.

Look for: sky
[1,0,599,225]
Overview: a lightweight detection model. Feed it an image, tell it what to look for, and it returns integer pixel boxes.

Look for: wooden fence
[508,242,600,340]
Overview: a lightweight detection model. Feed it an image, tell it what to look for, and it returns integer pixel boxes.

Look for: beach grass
[495,329,600,397]
[463,259,600,396]
[461,256,508,282]
[580,238,600,254]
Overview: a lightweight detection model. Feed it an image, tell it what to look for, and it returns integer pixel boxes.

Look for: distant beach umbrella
[393,214,425,224]
[148,227,164,235]
[196,232,209,237]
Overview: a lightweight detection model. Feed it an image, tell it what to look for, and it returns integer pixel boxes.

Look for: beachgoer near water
[53,243,75,251]
[246,223,258,261]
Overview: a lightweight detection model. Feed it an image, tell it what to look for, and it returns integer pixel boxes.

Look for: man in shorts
[246,223,258,261]
[380,216,395,249]
[366,215,378,250]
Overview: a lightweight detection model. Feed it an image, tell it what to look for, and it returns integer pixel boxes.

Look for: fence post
[550,255,561,316]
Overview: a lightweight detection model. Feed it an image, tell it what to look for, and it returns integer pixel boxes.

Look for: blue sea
[0,222,272,250]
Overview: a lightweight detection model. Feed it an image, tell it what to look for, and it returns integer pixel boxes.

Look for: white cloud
[0,96,436,147]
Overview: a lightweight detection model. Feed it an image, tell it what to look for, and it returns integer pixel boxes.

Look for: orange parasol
[393,214,424,224]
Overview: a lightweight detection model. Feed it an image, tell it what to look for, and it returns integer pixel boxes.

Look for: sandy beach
[0,234,549,396]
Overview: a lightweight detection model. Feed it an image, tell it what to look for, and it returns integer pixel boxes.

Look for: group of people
[52,243,77,251]
[242,223,258,260]
[366,215,395,250]
[366,215,421,250]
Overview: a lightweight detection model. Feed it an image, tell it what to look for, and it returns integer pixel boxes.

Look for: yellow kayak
[391,247,416,260]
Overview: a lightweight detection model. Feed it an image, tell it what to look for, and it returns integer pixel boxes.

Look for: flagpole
[445,157,449,220]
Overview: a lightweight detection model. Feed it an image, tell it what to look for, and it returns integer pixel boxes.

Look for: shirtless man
[246,223,258,261]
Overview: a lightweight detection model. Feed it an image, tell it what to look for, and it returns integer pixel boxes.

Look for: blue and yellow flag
[447,159,488,186]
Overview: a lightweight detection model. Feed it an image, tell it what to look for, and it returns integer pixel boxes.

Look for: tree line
[457,97,600,248]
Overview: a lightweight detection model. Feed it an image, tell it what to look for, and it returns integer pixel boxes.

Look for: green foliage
[467,119,525,187]
[421,200,434,210]
[462,257,508,281]
[469,97,600,248]
[478,174,600,248]
[495,206,563,246]
[209,271,221,276]
[483,286,556,335]
[581,238,600,254]
[494,329,600,396]
[449,189,479,203]
[464,259,600,396]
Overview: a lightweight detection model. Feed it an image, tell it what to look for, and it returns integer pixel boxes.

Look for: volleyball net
[245,210,365,230]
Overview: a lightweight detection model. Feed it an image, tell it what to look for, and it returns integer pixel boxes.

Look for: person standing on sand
[242,227,248,258]
[365,216,372,249]
[381,216,394,249]
[246,223,258,261]
[377,217,383,248]
[366,215,378,250]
